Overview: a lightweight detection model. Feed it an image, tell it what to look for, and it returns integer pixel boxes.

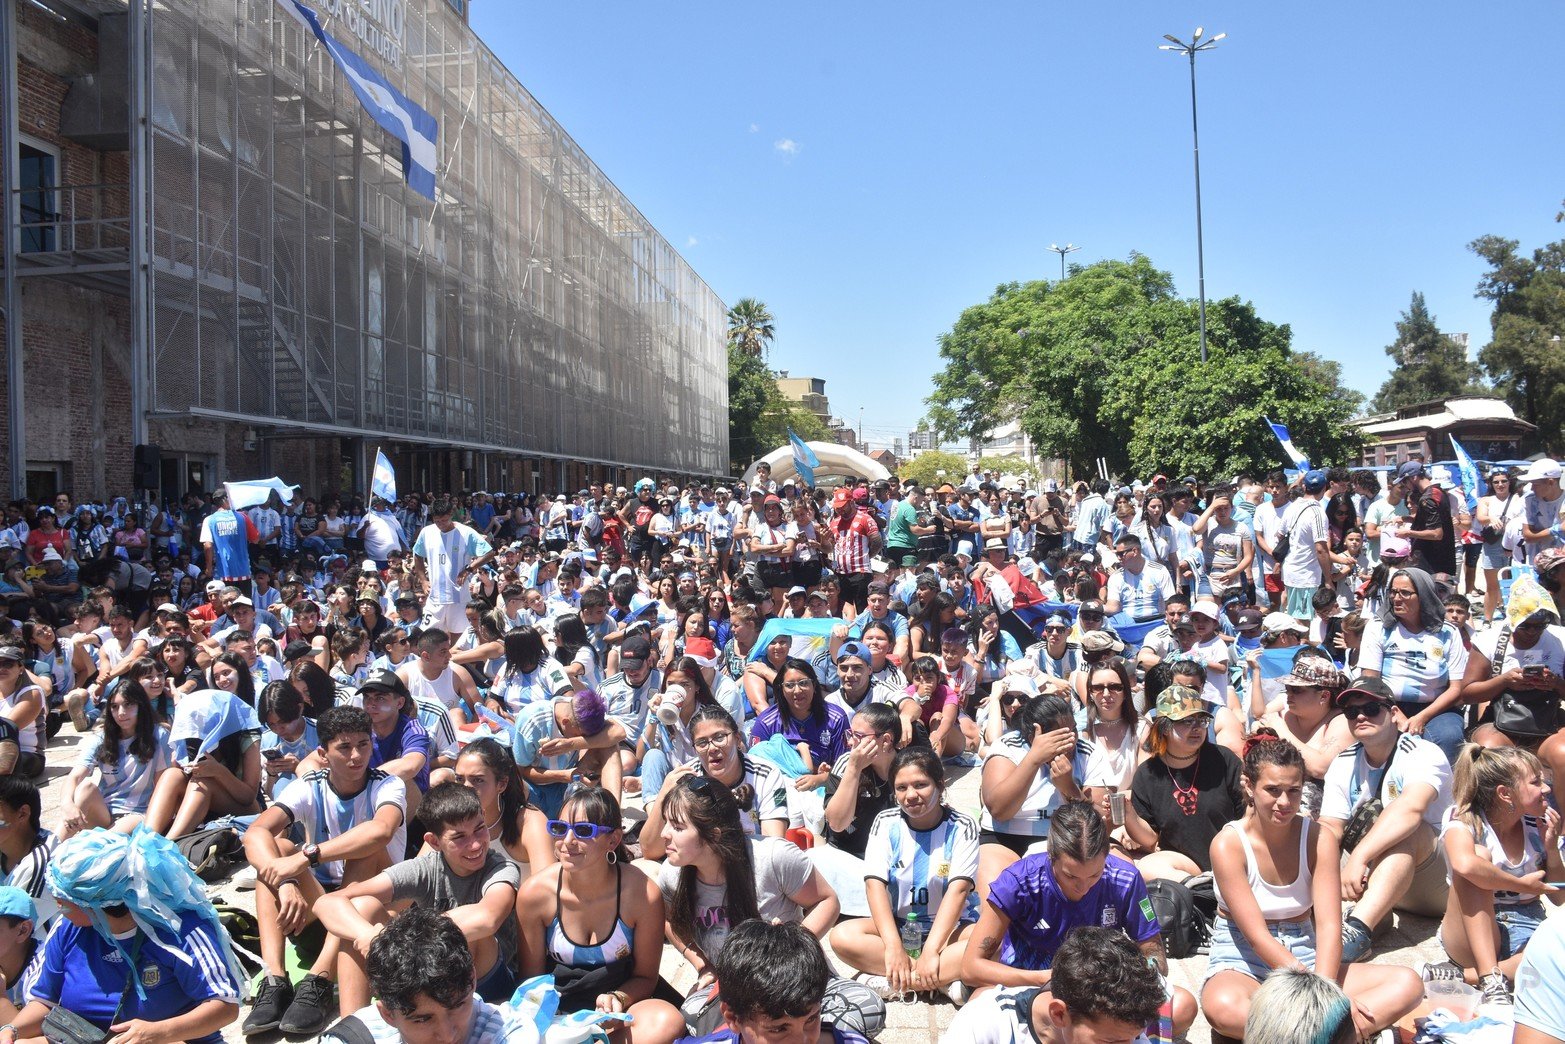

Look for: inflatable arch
[739,442,893,489]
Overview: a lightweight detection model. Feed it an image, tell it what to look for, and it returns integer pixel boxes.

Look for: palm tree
[727,298,776,362]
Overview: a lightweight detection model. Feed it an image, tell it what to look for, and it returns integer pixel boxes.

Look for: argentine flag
[1450,436,1481,510]
[371,448,397,505]
[1264,417,1310,471]
[789,428,820,489]
[223,477,299,510]
[278,0,439,200]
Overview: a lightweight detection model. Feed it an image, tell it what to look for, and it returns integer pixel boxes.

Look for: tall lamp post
[1159,27,1225,364]
[1047,242,1079,282]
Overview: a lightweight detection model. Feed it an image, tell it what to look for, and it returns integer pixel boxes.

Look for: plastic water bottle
[900,912,924,959]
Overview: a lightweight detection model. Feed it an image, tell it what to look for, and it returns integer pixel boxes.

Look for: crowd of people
[0,453,1561,1042]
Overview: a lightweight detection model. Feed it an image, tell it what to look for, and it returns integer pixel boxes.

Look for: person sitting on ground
[828,748,979,1004]
[1319,677,1453,964]
[1421,744,1565,1006]
[1465,576,1565,752]
[451,737,555,876]
[977,694,1090,895]
[897,655,970,760]
[638,706,788,860]
[0,640,43,780]
[1357,565,1469,763]
[316,781,521,1011]
[511,687,626,817]
[0,829,243,1044]
[657,775,882,1037]
[750,658,850,792]
[514,786,685,1043]
[144,687,262,839]
[946,926,1168,1044]
[1242,967,1358,1044]
[639,661,723,797]
[962,800,1196,1037]
[397,627,481,728]
[1077,656,1147,851]
[241,705,407,1037]
[319,907,509,1044]
[1123,684,1245,884]
[258,679,318,798]
[353,666,433,798]
[1199,740,1421,1040]
[0,886,41,1021]
[59,677,170,837]
[0,777,54,932]
[821,704,903,860]
[1248,653,1352,818]
[675,919,871,1044]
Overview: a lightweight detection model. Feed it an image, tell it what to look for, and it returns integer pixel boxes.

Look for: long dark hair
[552,615,593,672]
[559,786,630,864]
[288,659,335,718]
[503,626,546,674]
[769,657,827,723]
[98,678,159,767]
[663,776,760,944]
[666,656,718,709]
[210,652,256,707]
[458,737,528,848]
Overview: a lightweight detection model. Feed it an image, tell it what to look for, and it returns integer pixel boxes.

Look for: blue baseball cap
[836,640,872,664]
[0,885,36,922]
[1302,469,1329,492]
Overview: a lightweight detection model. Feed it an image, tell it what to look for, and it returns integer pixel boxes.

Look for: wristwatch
[303,842,322,867]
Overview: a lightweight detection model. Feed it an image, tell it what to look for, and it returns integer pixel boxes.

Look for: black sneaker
[278,972,336,1036]
[243,974,294,1035]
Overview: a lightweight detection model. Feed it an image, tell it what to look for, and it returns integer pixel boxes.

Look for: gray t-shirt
[657,836,812,958]
[386,848,522,969]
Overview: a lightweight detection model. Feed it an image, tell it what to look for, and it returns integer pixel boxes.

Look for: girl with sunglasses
[1201,741,1421,1039]
[515,787,684,1041]
[1079,657,1148,844]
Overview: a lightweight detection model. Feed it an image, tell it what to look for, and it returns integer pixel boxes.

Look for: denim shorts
[1204,915,1316,983]
[1440,899,1547,961]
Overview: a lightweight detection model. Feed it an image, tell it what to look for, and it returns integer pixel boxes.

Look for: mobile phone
[1525,664,1546,679]
[262,747,283,760]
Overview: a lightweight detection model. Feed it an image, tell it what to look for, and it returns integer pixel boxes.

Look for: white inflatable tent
[739,442,893,489]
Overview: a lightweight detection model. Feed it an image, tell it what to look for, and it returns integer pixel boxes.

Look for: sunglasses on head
[545,820,616,840]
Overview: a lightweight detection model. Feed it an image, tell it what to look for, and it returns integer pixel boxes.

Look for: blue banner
[1449,436,1481,511]
[371,448,397,505]
[1264,416,1310,470]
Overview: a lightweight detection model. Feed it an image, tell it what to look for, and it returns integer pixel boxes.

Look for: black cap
[620,636,653,670]
[357,667,409,700]
[1334,677,1396,707]
[393,592,418,607]
[282,639,314,663]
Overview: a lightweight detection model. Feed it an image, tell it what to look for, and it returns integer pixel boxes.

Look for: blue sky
[471,3,1564,451]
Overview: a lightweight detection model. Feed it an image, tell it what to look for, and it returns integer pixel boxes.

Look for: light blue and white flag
[278,0,439,200]
[223,477,299,510]
[370,448,397,505]
[1450,436,1481,510]
[788,428,820,489]
[1264,416,1310,471]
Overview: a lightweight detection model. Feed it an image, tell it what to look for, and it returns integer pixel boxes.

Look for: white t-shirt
[1469,624,1565,678]
[945,985,1150,1044]
[656,836,812,958]
[1516,911,1565,1036]
[1253,500,1285,573]
[1319,733,1453,830]
[274,768,408,884]
[980,734,1093,839]
[1358,619,1469,704]
[1363,496,1409,565]
[1280,497,1328,588]
[1107,564,1175,621]
[1188,635,1236,708]
[1524,490,1565,554]
[359,510,407,561]
[863,807,980,929]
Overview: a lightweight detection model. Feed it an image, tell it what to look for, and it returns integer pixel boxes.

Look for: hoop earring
[607,849,619,865]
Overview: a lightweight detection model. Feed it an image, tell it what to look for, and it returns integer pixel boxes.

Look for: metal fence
[145,0,728,475]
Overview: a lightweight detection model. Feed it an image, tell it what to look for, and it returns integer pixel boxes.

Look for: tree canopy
[726,298,776,359]
[1369,291,1481,414]
[1469,227,1565,451]
[727,345,829,474]
[926,254,1364,479]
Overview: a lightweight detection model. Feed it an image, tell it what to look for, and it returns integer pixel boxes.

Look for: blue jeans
[1397,703,1465,764]
[641,747,675,798]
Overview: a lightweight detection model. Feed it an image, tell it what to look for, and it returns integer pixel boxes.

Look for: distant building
[868,449,898,473]
[907,427,937,453]
[774,373,831,427]
[1352,395,1536,467]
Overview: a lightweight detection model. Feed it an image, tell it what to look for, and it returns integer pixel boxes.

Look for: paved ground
[31,721,1452,1042]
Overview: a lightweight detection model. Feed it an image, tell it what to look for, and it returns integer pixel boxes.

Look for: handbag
[1489,625,1563,740]
[1340,741,1399,853]
[41,1006,111,1044]
[1481,492,1514,544]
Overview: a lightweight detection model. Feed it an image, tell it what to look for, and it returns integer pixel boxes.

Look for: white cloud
[686,235,699,248]
[774,138,800,156]
[748,123,760,133]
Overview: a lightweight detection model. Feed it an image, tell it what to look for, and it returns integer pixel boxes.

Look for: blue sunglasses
[546,820,616,840]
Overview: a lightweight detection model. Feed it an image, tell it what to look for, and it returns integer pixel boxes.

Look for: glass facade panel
[146,0,728,475]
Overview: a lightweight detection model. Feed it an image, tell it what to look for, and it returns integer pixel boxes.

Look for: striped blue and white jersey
[1357,619,1469,704]
[414,697,459,762]
[273,768,407,886]
[76,725,174,817]
[979,733,1093,839]
[863,806,980,929]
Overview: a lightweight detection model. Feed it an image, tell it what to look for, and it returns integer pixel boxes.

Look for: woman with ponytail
[1423,744,1565,1005]
[1200,740,1421,1040]
[452,736,554,875]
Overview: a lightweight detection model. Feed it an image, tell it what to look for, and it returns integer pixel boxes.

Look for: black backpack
[1145,875,1216,958]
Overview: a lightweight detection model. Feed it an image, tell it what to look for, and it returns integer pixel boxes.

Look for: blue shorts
[1205,915,1316,983]
[1441,900,1546,961]
[1284,585,1317,621]
[1480,542,1511,571]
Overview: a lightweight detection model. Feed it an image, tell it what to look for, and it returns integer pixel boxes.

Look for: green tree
[898,451,968,488]
[726,346,829,474]
[1368,292,1482,413]
[726,298,776,360]
[926,254,1363,479]
[1469,228,1565,451]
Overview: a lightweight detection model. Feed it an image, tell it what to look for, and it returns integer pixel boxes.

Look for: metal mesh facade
[144,0,728,476]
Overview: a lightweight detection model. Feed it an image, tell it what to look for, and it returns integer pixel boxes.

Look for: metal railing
[10,182,131,257]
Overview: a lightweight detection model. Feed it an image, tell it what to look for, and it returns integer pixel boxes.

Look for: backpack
[173,825,245,881]
[1145,875,1216,958]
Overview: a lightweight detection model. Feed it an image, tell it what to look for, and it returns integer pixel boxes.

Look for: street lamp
[1047,243,1080,282]
[1159,27,1225,364]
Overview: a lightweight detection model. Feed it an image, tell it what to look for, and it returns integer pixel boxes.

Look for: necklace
[1167,749,1202,816]
[486,811,502,839]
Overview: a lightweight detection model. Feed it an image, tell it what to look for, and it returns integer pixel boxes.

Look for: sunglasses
[1340,702,1390,721]
[1001,693,1028,705]
[545,820,616,840]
